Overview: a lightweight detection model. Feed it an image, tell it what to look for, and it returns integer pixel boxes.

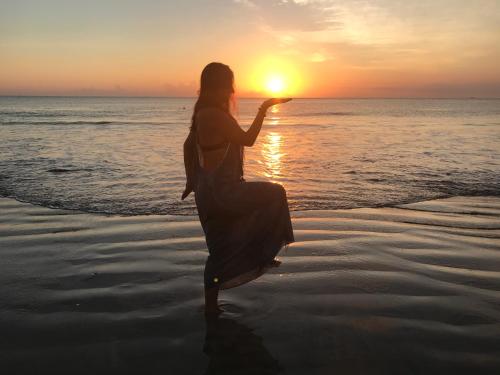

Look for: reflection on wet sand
[203,316,282,374]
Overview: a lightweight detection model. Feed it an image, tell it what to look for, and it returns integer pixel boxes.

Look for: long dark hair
[190,62,236,131]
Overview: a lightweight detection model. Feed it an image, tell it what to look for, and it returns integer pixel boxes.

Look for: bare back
[195,108,230,171]
[195,106,257,171]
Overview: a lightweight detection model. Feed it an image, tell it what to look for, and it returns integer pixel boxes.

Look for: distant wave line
[0,120,176,126]
[294,111,355,117]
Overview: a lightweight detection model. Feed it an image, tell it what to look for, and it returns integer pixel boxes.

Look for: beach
[2,0,500,373]
[1,195,499,374]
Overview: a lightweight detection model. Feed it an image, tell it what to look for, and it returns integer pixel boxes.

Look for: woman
[182,62,295,315]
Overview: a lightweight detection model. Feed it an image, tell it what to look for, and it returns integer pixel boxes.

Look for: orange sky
[1,0,499,97]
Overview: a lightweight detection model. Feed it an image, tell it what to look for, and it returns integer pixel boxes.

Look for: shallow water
[1,97,499,215]
[1,196,499,374]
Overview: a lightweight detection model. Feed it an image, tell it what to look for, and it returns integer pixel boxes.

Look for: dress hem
[217,239,294,290]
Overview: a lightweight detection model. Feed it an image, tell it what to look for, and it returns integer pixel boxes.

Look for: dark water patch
[0,111,71,117]
[47,168,94,173]
[462,122,500,127]
[1,120,112,125]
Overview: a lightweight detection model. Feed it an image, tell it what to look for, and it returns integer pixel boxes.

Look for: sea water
[1,96,499,215]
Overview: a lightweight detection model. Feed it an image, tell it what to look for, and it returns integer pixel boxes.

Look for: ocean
[0,96,499,215]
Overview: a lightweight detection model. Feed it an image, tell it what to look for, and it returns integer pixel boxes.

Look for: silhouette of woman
[182,62,295,315]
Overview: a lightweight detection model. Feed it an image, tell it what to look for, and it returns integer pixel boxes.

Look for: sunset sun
[266,76,285,94]
[246,57,303,97]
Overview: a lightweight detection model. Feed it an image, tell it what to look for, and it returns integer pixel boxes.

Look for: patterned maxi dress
[184,128,295,290]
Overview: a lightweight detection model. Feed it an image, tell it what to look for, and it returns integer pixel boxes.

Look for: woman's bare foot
[269,258,282,268]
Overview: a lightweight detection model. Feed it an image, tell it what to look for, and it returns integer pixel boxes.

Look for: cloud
[233,0,257,8]
[234,0,500,78]
[309,52,327,62]
[233,0,340,32]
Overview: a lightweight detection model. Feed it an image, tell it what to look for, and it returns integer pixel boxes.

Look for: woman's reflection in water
[203,316,282,374]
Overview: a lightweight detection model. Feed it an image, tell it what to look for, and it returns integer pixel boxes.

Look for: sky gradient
[1,0,499,97]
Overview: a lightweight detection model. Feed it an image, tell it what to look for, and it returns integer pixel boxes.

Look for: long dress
[193,132,295,290]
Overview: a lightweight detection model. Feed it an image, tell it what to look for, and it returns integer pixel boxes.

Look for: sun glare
[246,57,302,97]
[266,77,285,94]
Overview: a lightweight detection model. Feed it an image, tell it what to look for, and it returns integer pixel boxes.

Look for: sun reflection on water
[262,132,284,181]
[268,105,280,126]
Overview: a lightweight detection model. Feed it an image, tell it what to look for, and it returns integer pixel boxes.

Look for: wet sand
[1,196,499,374]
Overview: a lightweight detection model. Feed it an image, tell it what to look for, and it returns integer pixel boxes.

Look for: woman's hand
[260,98,292,111]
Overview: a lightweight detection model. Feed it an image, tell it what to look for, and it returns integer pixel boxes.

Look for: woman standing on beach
[182,62,295,315]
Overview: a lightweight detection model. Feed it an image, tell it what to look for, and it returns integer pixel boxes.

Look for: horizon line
[1,95,499,100]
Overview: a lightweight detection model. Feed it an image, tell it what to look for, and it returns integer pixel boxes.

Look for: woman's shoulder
[197,107,229,122]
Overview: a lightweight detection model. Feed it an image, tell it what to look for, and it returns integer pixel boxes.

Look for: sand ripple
[1,196,499,374]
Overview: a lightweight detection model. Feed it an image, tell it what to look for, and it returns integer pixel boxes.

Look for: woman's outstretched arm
[199,98,291,147]
[236,106,267,147]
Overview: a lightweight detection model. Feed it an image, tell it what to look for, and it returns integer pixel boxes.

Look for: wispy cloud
[233,0,340,32]
[235,0,500,71]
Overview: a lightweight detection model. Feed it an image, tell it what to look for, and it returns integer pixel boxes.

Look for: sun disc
[266,77,285,94]
[246,57,302,96]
